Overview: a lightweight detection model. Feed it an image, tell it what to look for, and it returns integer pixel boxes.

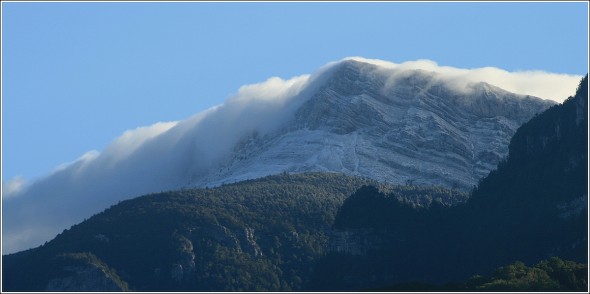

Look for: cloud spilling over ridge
[346,57,582,103]
[2,57,581,254]
[1,64,328,254]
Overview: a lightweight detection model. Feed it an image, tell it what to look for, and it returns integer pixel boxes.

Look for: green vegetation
[475,257,587,291]
[374,257,587,292]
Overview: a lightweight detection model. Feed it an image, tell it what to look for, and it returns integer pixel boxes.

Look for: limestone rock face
[242,226,263,257]
[195,60,554,191]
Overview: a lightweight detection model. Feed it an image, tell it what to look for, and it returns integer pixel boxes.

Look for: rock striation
[193,60,554,190]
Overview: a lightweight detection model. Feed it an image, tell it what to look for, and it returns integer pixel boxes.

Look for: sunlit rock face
[195,60,554,190]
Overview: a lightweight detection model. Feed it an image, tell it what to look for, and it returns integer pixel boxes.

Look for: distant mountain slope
[2,172,467,291]
[310,75,588,290]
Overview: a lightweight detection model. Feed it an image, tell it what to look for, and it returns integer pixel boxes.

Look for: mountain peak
[202,61,555,192]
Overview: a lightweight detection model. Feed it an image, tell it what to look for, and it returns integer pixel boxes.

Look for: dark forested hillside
[2,172,466,291]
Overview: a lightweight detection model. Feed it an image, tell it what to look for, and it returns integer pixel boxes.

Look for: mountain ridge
[195,59,554,190]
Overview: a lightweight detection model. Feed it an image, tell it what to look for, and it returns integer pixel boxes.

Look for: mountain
[2,58,554,254]
[1,173,467,291]
[2,73,586,291]
[310,75,588,290]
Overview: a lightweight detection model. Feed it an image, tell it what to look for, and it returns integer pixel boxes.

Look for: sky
[1,1,589,184]
[1,1,589,254]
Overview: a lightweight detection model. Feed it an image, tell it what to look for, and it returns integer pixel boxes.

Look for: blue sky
[1,1,588,183]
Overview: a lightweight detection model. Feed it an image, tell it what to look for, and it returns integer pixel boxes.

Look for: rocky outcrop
[191,223,263,258]
[170,234,196,283]
[241,226,263,257]
[200,224,239,248]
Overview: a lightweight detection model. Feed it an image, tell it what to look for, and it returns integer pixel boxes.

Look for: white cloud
[2,57,581,254]
[100,121,178,165]
[345,56,582,103]
[231,75,310,103]
[2,176,28,199]
[51,150,100,174]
